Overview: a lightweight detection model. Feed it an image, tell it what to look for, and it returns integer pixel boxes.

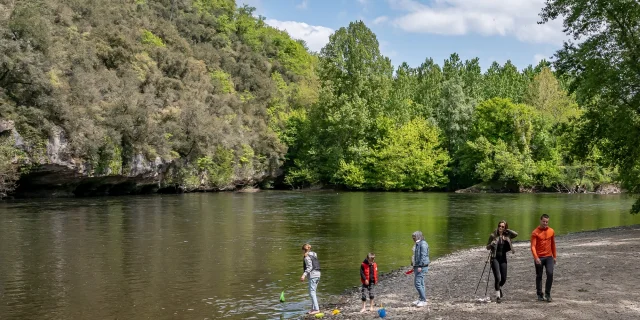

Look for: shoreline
[4,183,626,199]
[316,225,640,319]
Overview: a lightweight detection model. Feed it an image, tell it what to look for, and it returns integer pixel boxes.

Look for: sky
[238,0,568,71]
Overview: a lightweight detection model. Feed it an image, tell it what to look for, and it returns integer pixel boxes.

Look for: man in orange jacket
[531,214,556,302]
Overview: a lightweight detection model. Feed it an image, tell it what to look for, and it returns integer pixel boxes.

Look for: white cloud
[388,0,567,45]
[296,0,309,10]
[373,16,389,25]
[387,0,425,12]
[265,19,334,52]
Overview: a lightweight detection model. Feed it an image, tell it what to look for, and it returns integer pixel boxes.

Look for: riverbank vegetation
[0,0,638,211]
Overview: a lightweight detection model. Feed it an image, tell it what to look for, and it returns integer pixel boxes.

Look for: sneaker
[416,301,427,307]
[537,294,545,301]
[500,288,504,298]
[496,297,501,303]
[545,294,552,302]
[412,300,420,305]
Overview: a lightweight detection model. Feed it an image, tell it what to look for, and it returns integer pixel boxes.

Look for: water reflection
[0,192,638,319]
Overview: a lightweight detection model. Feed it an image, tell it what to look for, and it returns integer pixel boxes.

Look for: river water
[1,192,638,319]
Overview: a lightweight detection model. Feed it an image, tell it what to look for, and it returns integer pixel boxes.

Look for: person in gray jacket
[411,231,430,308]
[300,243,321,315]
[486,220,518,303]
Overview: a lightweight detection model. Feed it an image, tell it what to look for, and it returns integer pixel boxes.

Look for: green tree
[525,67,580,124]
[414,58,443,119]
[310,20,393,182]
[483,61,528,103]
[318,20,393,105]
[459,98,538,187]
[434,77,473,155]
[388,62,420,123]
[442,53,463,81]
[0,135,23,197]
[368,118,450,190]
[540,0,640,212]
[462,57,483,103]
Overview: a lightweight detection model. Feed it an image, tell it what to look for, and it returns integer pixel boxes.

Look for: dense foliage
[0,0,632,205]
[0,0,318,191]
[539,0,640,213]
[283,20,612,194]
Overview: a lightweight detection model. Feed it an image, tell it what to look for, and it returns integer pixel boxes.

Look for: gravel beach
[308,225,640,320]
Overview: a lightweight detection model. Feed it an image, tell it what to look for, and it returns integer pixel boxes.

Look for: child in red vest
[360,253,378,313]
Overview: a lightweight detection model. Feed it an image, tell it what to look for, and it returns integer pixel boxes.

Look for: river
[1,192,638,319]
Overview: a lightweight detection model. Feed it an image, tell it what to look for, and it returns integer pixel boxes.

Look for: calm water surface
[1,192,639,319]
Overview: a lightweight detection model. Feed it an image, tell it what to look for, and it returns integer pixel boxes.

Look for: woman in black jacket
[486,220,518,303]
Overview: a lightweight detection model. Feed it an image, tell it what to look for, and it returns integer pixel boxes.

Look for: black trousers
[491,258,507,291]
[361,284,375,301]
[535,256,554,295]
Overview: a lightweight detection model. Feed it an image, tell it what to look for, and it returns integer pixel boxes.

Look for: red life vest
[360,261,378,284]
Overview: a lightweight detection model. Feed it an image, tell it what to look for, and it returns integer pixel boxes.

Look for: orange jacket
[530,226,556,259]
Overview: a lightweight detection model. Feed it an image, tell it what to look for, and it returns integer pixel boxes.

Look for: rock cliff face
[3,123,275,198]
[0,119,24,147]
[5,123,165,197]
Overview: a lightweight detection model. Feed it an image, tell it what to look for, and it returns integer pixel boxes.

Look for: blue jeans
[414,266,428,301]
[308,277,320,311]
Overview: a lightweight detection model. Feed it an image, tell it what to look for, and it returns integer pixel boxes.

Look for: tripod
[474,250,493,297]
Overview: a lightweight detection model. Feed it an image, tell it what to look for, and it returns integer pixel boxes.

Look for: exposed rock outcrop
[6,125,276,198]
[455,181,623,195]
[454,181,520,193]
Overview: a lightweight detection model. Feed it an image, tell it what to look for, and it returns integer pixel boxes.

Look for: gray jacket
[412,240,430,267]
[303,252,321,279]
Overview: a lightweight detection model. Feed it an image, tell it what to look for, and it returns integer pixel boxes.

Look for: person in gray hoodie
[300,243,321,315]
[411,231,430,308]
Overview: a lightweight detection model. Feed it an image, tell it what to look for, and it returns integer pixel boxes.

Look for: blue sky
[239,0,567,71]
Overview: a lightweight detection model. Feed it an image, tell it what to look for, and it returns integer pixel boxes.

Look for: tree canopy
[540,0,640,213]
[0,0,318,191]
